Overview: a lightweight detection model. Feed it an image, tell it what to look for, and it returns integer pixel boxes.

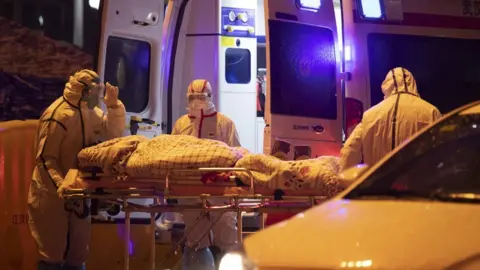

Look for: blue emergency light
[358,0,384,19]
[296,0,321,12]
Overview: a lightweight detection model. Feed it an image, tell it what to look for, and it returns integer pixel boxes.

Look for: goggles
[79,80,105,96]
[92,83,105,96]
[188,93,210,102]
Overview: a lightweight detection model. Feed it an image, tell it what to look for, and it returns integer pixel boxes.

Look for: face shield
[80,79,105,109]
[186,79,216,116]
[93,82,106,98]
[187,92,212,111]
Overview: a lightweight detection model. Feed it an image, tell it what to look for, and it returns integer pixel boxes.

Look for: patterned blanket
[233,154,342,197]
[77,135,343,195]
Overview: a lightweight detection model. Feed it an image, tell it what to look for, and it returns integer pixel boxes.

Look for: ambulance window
[257,45,266,69]
[225,48,251,84]
[104,36,151,113]
[268,20,337,119]
[367,33,480,113]
[257,44,267,117]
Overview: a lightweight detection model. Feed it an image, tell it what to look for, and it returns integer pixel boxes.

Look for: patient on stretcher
[75,134,344,196]
[61,134,348,270]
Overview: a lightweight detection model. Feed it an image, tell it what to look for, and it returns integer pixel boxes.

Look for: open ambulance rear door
[263,0,344,158]
[96,0,165,137]
[94,0,168,223]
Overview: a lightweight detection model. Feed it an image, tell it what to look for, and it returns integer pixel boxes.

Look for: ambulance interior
[167,0,344,157]
[94,0,345,222]
[110,0,480,161]
[105,0,480,154]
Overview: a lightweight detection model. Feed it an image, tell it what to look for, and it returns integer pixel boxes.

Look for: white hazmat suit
[27,69,126,270]
[171,79,241,270]
[340,67,441,171]
[172,80,240,146]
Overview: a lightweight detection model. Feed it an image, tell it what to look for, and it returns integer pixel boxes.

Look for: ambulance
[97,0,480,157]
[2,0,480,269]
[98,0,480,261]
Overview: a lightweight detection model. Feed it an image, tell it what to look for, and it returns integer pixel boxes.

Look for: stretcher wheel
[106,204,121,216]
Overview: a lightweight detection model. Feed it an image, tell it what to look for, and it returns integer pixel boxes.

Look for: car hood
[244,199,480,269]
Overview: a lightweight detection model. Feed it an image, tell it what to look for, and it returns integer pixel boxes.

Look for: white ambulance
[2,0,480,269]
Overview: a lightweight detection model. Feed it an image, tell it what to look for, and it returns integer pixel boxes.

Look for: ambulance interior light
[296,0,321,12]
[358,0,384,19]
[89,0,100,10]
[344,44,352,62]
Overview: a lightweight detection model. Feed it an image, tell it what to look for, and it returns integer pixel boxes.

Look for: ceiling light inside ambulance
[297,0,321,12]
[359,0,383,19]
[89,0,100,10]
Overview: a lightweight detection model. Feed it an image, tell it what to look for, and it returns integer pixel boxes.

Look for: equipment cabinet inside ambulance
[3,0,480,269]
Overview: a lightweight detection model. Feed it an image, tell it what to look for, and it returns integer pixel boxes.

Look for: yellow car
[220,101,480,270]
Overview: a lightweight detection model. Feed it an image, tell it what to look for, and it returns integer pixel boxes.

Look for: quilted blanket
[124,135,243,177]
[78,135,149,174]
[77,134,244,178]
[233,154,343,197]
[77,135,343,196]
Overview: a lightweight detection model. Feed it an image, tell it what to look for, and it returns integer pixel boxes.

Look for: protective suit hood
[340,68,441,172]
[381,67,420,98]
[187,79,216,117]
[63,69,102,107]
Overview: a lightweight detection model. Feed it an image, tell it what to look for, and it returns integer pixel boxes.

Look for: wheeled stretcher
[63,166,334,270]
[63,134,343,269]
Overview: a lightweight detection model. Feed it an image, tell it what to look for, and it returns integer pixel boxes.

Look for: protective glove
[103,82,120,108]
[57,169,87,199]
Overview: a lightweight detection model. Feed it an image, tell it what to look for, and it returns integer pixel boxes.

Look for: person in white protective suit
[160,79,241,270]
[27,69,126,270]
[172,79,241,145]
[340,67,441,172]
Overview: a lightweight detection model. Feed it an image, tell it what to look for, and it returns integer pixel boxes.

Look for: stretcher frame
[63,167,328,270]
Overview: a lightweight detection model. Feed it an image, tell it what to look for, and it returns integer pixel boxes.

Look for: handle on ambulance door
[129,116,160,135]
[312,125,324,133]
